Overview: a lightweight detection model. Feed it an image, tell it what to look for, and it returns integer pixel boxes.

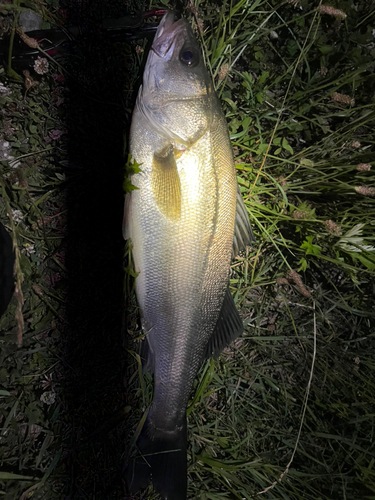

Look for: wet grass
[0,0,374,499]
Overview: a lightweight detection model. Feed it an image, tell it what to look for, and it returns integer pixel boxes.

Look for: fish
[123,11,254,500]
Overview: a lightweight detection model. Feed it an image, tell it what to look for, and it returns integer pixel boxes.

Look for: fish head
[139,11,214,147]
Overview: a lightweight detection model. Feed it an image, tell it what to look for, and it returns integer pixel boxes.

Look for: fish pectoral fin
[152,147,181,221]
[204,287,243,359]
[233,187,256,257]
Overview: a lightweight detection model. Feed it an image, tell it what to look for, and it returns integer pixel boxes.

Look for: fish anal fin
[152,147,181,221]
[233,187,256,257]
[204,287,243,359]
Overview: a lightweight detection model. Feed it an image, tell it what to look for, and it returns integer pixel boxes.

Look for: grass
[0,0,375,499]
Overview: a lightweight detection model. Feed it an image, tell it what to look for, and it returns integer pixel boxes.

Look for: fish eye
[179,47,199,67]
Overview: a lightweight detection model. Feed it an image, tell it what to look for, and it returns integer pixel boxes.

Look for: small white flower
[0,83,11,96]
[40,391,56,405]
[34,56,49,75]
[11,209,23,223]
[0,138,12,161]
[24,243,35,256]
[0,137,19,167]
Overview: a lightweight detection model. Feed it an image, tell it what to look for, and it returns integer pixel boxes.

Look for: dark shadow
[59,1,145,498]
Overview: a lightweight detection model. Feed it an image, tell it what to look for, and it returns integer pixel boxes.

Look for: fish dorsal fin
[233,187,256,257]
[204,287,243,359]
[152,147,181,221]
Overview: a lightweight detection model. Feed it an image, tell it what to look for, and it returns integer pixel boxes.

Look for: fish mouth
[151,11,185,59]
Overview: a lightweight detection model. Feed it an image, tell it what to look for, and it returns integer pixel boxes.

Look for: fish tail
[126,415,187,499]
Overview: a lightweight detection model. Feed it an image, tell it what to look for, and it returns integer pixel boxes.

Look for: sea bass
[124,11,253,500]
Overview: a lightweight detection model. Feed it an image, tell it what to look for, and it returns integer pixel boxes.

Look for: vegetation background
[0,0,374,499]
